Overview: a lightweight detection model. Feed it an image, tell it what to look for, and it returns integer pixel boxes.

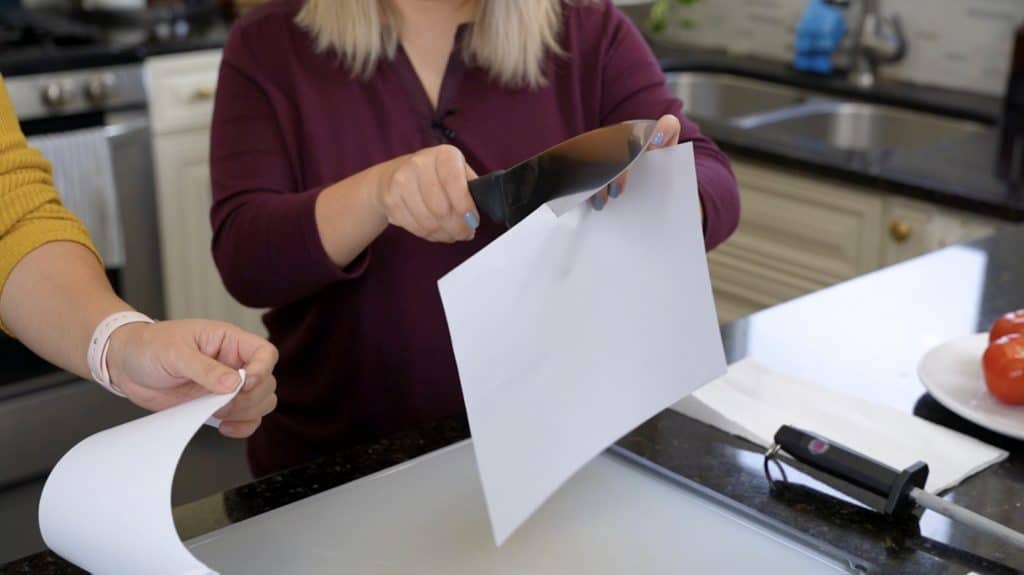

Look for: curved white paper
[39,369,246,575]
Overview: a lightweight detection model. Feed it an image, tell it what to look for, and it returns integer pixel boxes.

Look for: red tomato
[990,310,1024,343]
[983,334,1024,405]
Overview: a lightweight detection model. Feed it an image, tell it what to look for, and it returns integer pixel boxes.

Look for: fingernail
[220,371,240,390]
[608,181,621,198]
[467,232,476,242]
[653,132,665,146]
[591,195,606,211]
[464,212,480,230]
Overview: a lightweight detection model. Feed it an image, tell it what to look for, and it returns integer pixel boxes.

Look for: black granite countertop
[650,42,1004,124]
[616,224,1024,574]
[5,225,1023,574]
[649,42,1024,223]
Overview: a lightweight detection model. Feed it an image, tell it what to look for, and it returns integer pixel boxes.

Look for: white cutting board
[187,441,849,574]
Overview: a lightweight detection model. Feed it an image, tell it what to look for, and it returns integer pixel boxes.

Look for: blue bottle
[793,0,847,74]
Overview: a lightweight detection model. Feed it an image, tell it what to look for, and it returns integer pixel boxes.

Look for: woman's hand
[590,114,681,210]
[372,144,481,243]
[105,320,279,438]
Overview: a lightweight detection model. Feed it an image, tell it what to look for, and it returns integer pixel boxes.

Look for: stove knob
[40,82,69,109]
[85,74,116,105]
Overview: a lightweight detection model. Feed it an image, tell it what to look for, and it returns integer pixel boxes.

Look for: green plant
[648,0,703,34]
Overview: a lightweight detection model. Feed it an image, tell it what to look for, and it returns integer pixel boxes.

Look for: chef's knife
[468,120,657,228]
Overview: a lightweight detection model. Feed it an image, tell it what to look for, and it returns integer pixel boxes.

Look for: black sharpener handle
[774,425,929,515]
[468,170,511,229]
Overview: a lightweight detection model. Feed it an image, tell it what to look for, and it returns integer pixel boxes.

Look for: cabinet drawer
[146,50,222,135]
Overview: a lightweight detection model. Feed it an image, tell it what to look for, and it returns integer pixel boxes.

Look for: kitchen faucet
[826,0,907,89]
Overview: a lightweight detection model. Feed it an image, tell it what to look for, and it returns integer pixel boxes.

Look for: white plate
[918,332,1024,440]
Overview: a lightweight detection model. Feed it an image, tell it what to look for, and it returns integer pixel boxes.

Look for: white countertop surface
[187,441,850,574]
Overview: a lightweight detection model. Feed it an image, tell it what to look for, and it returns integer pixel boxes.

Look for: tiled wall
[658,0,1024,97]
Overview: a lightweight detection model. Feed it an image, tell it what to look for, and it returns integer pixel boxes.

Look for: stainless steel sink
[667,72,807,121]
[667,71,991,153]
[738,100,988,152]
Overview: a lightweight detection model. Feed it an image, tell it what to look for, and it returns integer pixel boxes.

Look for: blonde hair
[295,0,568,89]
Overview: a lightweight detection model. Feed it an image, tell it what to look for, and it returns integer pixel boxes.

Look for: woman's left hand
[590,114,681,210]
[105,319,279,438]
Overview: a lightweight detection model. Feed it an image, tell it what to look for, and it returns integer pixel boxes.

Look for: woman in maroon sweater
[210,0,740,476]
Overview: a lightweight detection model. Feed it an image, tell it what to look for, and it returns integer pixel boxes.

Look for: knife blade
[468,120,657,228]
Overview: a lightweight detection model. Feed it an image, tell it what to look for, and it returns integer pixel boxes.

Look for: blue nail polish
[591,195,606,211]
[464,212,480,230]
[609,181,622,198]
[653,132,666,146]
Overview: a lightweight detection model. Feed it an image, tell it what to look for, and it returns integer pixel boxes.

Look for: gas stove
[0,8,101,47]
[1,13,144,122]
[0,1,224,78]
[2,2,226,122]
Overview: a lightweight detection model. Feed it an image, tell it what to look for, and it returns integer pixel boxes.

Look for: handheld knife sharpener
[766,425,1024,550]
[766,425,929,516]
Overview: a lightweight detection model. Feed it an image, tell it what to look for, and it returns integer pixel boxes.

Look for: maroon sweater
[210,0,740,476]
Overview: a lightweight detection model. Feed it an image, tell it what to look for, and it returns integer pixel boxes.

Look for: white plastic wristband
[87,311,155,397]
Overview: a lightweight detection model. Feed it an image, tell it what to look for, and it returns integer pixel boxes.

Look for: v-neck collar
[394,22,471,124]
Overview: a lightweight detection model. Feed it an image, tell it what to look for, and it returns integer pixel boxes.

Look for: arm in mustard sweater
[0,76,278,437]
[0,75,124,369]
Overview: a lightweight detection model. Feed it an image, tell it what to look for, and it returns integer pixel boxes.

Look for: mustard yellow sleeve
[0,75,101,334]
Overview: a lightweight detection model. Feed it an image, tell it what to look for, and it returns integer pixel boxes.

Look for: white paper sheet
[38,369,246,575]
[438,144,726,545]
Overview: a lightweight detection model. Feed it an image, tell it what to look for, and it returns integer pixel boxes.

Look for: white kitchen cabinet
[710,156,1002,323]
[147,51,266,335]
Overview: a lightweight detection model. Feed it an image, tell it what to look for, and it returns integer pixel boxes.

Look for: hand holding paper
[105,320,278,438]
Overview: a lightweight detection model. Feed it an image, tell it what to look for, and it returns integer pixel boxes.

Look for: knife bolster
[468,170,511,228]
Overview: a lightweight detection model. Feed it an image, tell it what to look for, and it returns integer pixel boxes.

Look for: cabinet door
[153,129,266,335]
[883,197,1000,266]
[709,158,885,321]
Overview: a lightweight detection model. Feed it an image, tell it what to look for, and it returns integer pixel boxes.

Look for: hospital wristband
[87,311,155,397]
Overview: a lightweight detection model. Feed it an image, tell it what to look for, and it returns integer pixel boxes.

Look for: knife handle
[468,170,510,228]
[774,425,928,515]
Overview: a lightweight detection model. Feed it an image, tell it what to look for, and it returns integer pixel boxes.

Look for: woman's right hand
[373,145,480,243]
